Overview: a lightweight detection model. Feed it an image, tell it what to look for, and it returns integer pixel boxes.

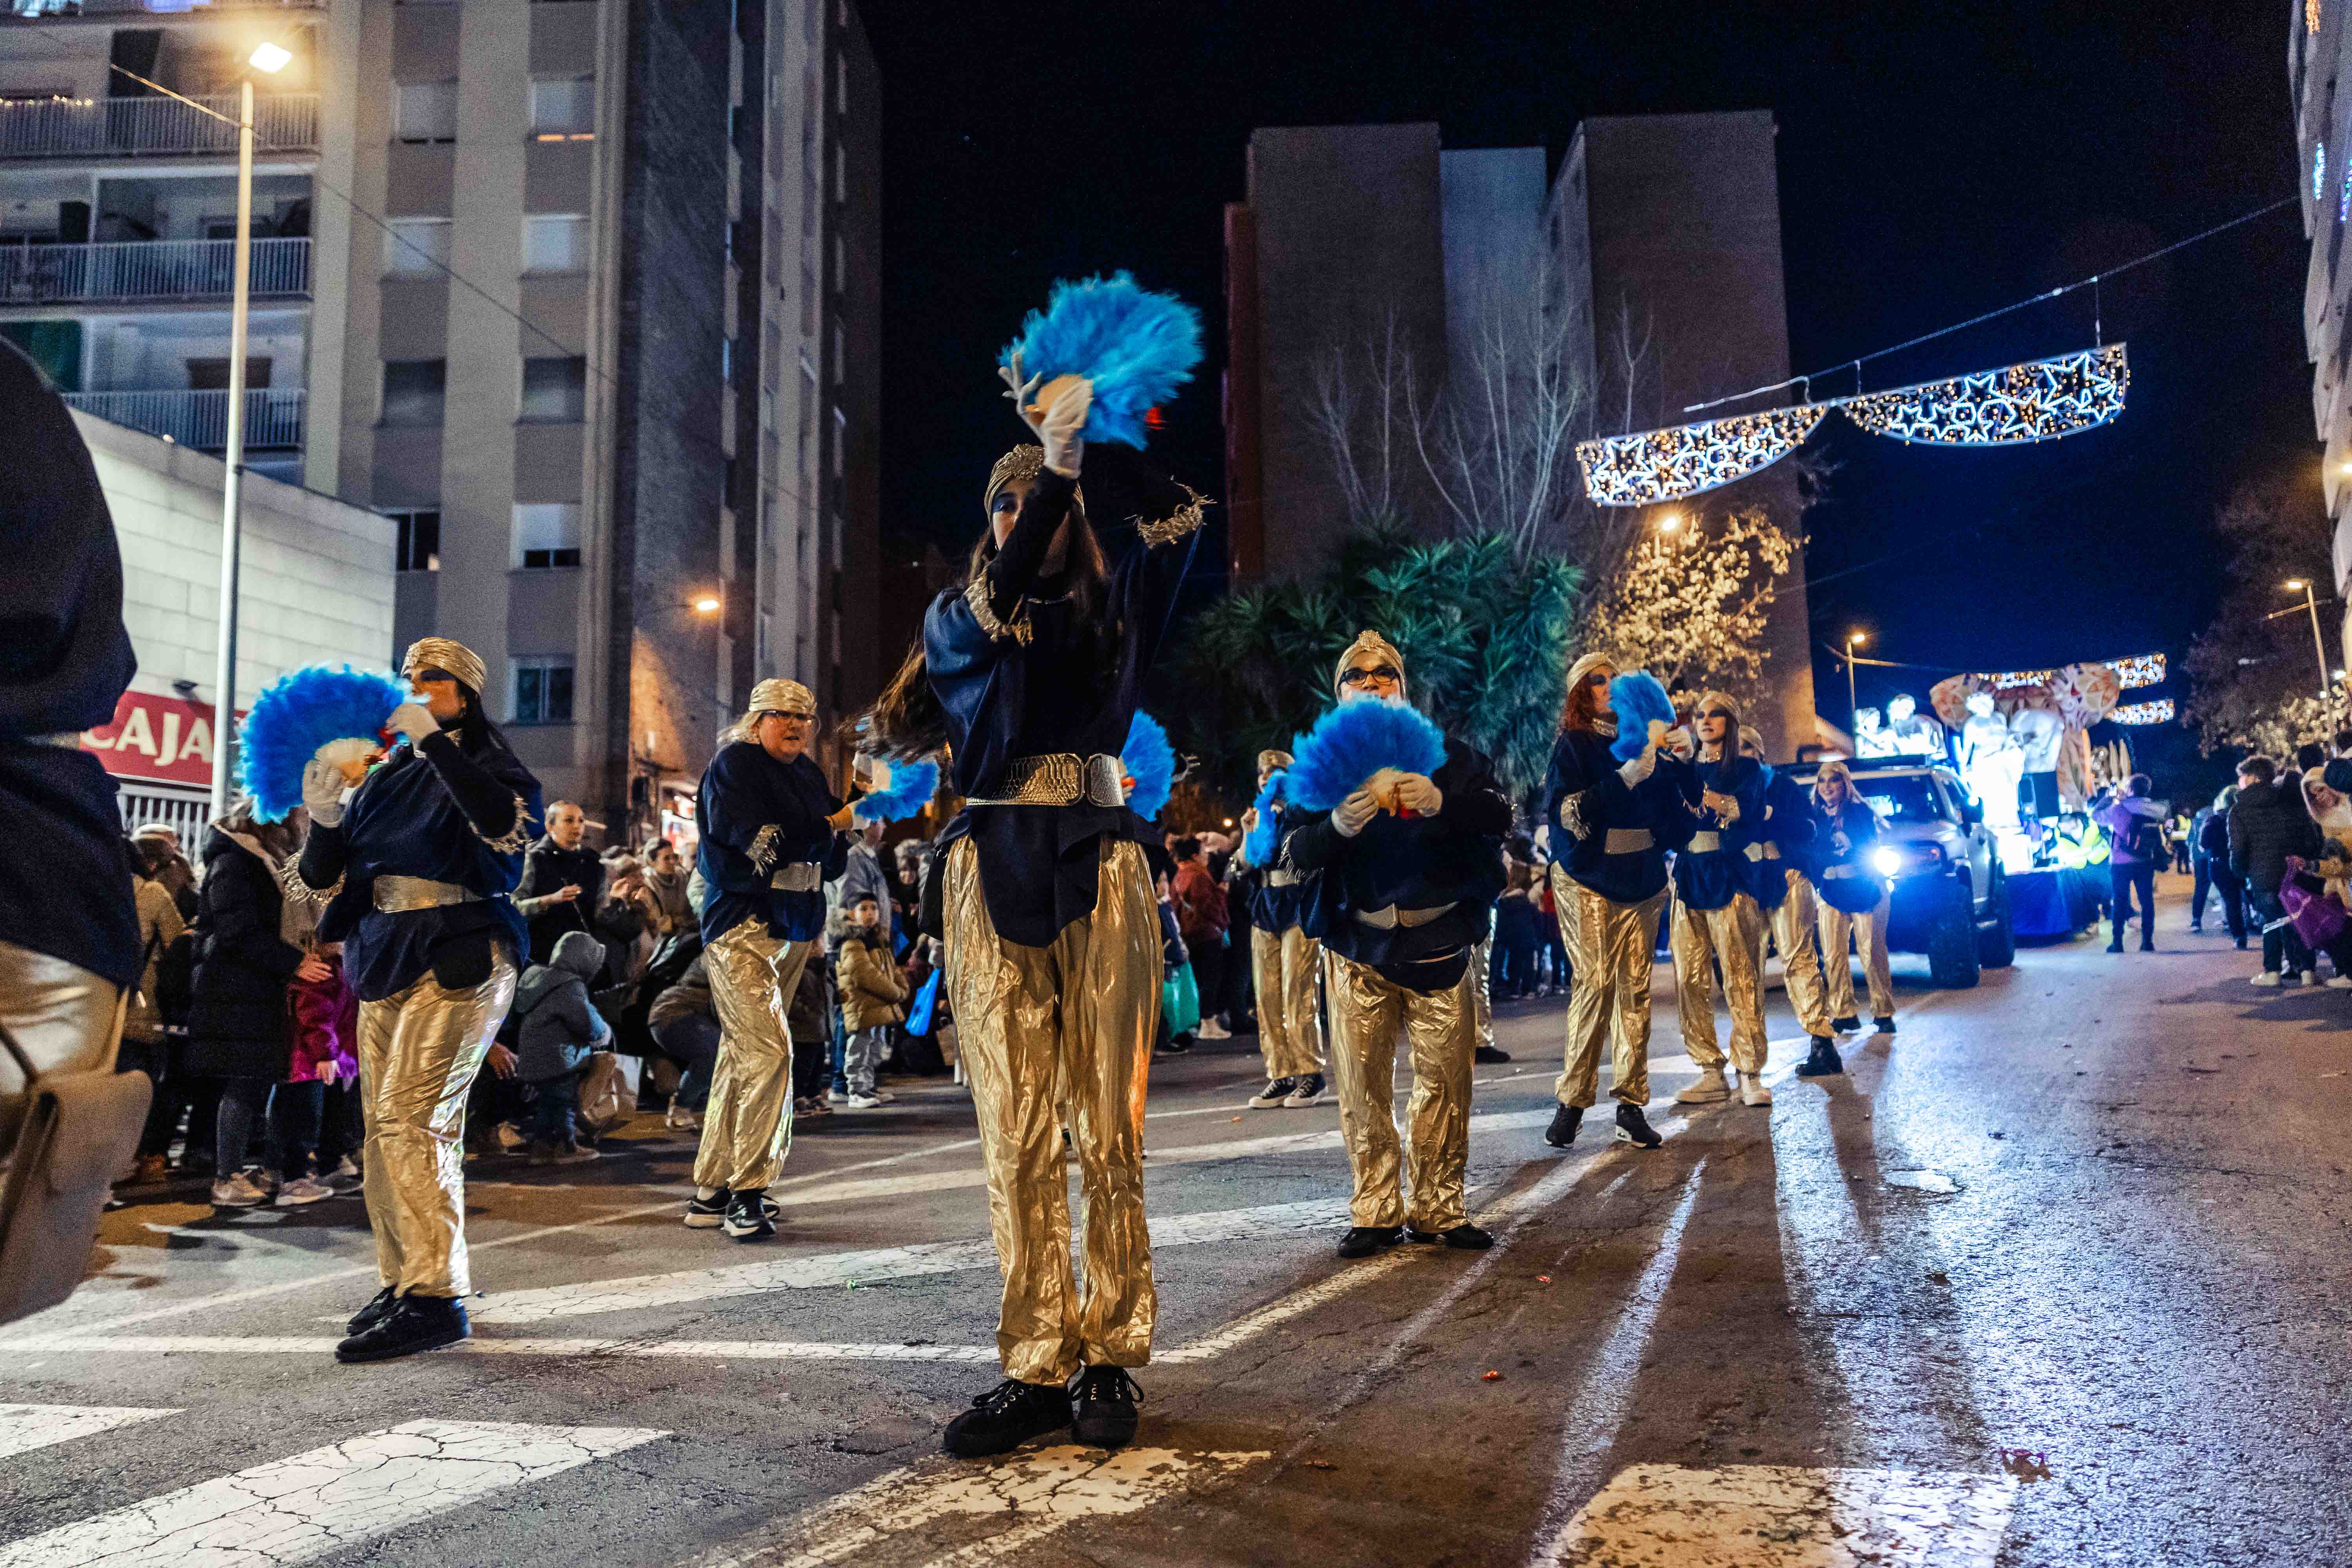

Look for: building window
[394,80,458,144]
[523,214,589,274]
[530,76,595,140]
[380,359,446,426]
[511,657,574,724]
[383,217,450,278]
[513,502,581,569]
[519,356,586,423]
[390,509,441,572]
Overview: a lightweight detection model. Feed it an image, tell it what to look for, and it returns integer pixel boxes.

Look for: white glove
[301,756,347,828]
[1032,374,1092,477]
[1332,787,1381,837]
[386,702,438,746]
[1617,746,1656,788]
[1393,772,1443,816]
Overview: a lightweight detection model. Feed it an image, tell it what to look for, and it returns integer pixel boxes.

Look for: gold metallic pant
[694,917,812,1194]
[944,837,1158,1384]
[1770,869,1836,1038]
[0,941,123,1165]
[358,954,515,1297]
[1553,869,1666,1109]
[1250,924,1323,1080]
[1819,889,1897,1020]
[1323,950,1475,1232]
[1670,891,1769,1076]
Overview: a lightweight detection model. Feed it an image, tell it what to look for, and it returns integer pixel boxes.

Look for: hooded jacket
[513,929,611,1083]
[837,926,909,1032]
[2229,777,2322,895]
[184,822,307,1080]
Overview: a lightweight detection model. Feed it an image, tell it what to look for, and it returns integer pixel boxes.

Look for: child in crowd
[276,938,358,1205]
[513,929,611,1162]
[836,895,908,1109]
[1155,869,1196,1056]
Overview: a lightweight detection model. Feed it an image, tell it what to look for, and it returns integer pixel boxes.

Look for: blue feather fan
[238,665,409,822]
[1122,711,1176,820]
[851,757,939,824]
[1242,771,1286,865]
[1608,672,1677,763]
[1000,272,1203,449]
[1285,698,1448,813]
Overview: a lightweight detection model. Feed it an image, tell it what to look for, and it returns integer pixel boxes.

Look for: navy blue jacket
[1542,729,1697,906]
[1744,765,1819,911]
[1247,802,1318,932]
[696,740,846,945]
[1673,754,1768,911]
[1809,794,1891,915]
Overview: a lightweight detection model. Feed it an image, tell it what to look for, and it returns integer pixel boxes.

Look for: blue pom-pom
[1122,711,1176,820]
[238,665,409,822]
[1285,698,1448,812]
[1608,672,1677,763]
[851,757,940,824]
[1000,272,1203,448]
[1243,771,1286,865]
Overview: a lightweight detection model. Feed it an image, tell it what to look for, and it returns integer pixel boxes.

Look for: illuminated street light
[1844,632,1867,728]
[1656,511,1682,533]
[692,595,722,614]
[249,41,293,74]
[2285,580,2332,698]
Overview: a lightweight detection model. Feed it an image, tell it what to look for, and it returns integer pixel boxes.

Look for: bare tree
[1303,308,1415,528]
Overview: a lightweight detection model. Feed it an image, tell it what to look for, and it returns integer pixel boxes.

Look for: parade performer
[1740,733,1844,1078]
[1810,759,1898,1034]
[682,677,854,1242]
[864,371,1207,1459]
[1667,692,1777,1109]
[1540,655,1697,1151]
[1240,748,1325,1109]
[1279,632,1510,1260]
[293,637,543,1363]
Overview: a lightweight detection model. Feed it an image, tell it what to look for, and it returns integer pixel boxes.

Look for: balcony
[0,93,319,160]
[64,386,304,451]
[0,236,309,304]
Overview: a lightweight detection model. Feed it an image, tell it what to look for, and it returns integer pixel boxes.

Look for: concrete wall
[1439,146,1547,398]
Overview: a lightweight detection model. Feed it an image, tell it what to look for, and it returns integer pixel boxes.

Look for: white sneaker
[665,1103,702,1131]
[2327,976,2352,990]
[209,1172,267,1208]
[275,1175,335,1206]
[333,1156,360,1180]
[847,1093,883,1109]
[496,1122,528,1150]
[1739,1073,1773,1107]
[1197,1019,1231,1040]
[870,1088,897,1103]
[2250,970,2281,987]
[1674,1066,1731,1103]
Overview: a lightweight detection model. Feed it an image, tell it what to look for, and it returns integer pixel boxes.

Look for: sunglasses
[1702,708,1734,722]
[1583,671,1611,689]
[1339,665,1402,688]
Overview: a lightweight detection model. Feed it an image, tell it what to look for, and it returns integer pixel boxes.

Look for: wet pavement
[0,877,2342,1566]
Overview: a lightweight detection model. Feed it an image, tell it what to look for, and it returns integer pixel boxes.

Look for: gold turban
[1257,748,1295,773]
[1696,689,1742,724]
[402,636,488,697]
[1332,629,1406,694]
[747,677,817,718]
[985,445,1046,511]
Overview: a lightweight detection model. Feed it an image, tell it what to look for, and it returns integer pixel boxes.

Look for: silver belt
[769,862,821,892]
[965,752,1126,808]
[1820,863,1872,880]
[1688,831,1723,853]
[1748,842,1777,862]
[1604,828,1653,855]
[1264,869,1301,887]
[374,875,484,913]
[1354,900,1456,931]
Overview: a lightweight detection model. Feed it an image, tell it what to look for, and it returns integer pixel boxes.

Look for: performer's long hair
[448,681,520,760]
[1559,654,1615,737]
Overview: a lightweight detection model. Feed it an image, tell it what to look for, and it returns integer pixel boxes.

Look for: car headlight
[1870,847,1904,877]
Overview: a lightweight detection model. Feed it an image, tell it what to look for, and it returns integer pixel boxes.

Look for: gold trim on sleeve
[963,575,1033,645]
[1135,486,1212,547]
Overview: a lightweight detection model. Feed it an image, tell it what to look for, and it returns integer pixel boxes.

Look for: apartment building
[2295,0,2352,658]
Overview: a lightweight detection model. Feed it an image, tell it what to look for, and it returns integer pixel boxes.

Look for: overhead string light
[1577,344,2131,506]
[2107,699,2176,726]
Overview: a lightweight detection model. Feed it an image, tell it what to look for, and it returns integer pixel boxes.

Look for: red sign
[81,690,242,788]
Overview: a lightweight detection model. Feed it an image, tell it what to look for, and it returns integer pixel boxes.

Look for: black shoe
[2140,940,2155,953]
[336,1294,469,1363]
[1613,1104,1662,1149]
[1795,1036,1845,1078]
[1247,1076,1296,1109]
[723,1189,777,1241]
[1156,1034,1192,1056]
[1873,1016,1896,1035]
[1070,1365,1144,1449]
[1474,1044,1512,1063]
[684,1188,731,1229]
[2236,938,2249,950]
[1405,1222,1494,1250]
[345,1285,397,1337]
[2106,941,2125,954]
[1832,1015,1861,1033]
[942,1377,1073,1459]
[1337,1225,1403,1258]
[1544,1103,1583,1148]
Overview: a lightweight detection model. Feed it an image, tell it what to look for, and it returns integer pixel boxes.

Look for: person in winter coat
[277,942,359,1203]
[784,950,837,1121]
[2231,755,2323,985]
[512,929,610,1162]
[647,944,717,1131]
[120,834,191,1183]
[836,895,909,1107]
[2191,791,2247,946]
[2095,773,2167,954]
[1172,837,1231,1040]
[639,840,694,939]
[514,800,644,975]
[1810,761,1897,1034]
[187,802,331,1208]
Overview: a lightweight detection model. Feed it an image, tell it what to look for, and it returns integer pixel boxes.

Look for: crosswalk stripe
[0,1405,177,1461]
[0,1419,664,1568]
[1542,1462,2017,1566]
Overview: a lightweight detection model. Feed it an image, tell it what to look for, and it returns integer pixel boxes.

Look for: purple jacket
[2097,795,2164,864]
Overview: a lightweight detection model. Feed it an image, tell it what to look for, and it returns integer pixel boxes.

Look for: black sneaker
[684,1188,731,1229]
[1873,1016,1896,1035]
[1832,1015,1861,1033]
[345,1285,397,1336]
[1247,1076,1296,1109]
[1156,1034,1192,1056]
[1795,1036,1845,1078]
[2106,941,2125,954]
[336,1293,469,1363]
[1337,1225,1403,1258]
[1070,1365,1144,1449]
[1544,1103,1583,1148]
[723,1189,777,1242]
[1474,1044,1512,1063]
[1405,1222,1494,1250]
[1282,1073,1326,1107]
[1613,1104,1662,1149]
[942,1377,1073,1459]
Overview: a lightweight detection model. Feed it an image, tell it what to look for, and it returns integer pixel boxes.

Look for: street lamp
[691,595,722,615]
[1845,631,1867,726]
[1655,510,1682,534]
[2284,580,2332,699]
[205,38,291,820]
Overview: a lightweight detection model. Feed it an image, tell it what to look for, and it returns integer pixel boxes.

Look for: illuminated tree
[2184,479,2337,755]
[1581,506,1798,691]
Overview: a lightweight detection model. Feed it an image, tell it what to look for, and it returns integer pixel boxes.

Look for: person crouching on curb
[837,894,909,1108]
[1278,631,1511,1260]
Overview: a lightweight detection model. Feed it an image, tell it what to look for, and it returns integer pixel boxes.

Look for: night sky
[862,1,2316,788]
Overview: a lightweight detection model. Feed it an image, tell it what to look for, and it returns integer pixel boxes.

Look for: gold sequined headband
[402,636,487,696]
[985,445,1045,512]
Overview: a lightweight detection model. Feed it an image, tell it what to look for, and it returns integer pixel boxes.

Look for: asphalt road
[2,874,2345,1567]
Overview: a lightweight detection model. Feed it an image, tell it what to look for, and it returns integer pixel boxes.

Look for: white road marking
[1543,1462,2018,1566]
[0,1419,664,1568]
[0,1404,177,1461]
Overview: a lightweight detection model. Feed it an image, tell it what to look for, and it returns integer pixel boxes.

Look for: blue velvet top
[1743,764,1820,911]
[1808,794,1891,914]
[695,740,846,945]
[1248,802,1319,932]
[307,729,543,1002]
[1541,729,1698,906]
[1673,754,1768,911]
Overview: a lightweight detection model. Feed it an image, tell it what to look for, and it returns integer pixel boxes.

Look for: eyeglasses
[1339,665,1401,688]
